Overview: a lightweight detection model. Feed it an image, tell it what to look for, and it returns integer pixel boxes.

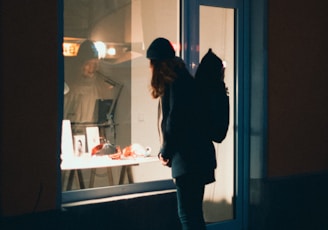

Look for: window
[61,0,180,197]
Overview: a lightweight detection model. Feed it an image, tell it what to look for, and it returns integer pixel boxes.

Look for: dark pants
[175,174,207,230]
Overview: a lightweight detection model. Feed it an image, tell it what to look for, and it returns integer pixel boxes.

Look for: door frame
[181,0,250,229]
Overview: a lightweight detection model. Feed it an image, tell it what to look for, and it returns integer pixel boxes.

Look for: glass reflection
[200,6,235,223]
[61,0,179,191]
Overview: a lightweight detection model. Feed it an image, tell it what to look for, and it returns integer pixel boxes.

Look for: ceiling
[64,0,131,42]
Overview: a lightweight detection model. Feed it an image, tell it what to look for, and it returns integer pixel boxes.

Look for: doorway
[182,0,249,228]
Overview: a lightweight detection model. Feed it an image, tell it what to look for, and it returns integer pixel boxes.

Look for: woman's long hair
[150,58,185,98]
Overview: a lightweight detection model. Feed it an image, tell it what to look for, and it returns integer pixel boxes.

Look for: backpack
[195,48,230,143]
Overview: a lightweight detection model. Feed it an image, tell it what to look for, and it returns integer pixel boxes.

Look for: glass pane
[61,0,179,191]
[199,6,235,223]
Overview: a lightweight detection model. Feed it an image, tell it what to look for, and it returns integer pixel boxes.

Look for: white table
[61,155,159,190]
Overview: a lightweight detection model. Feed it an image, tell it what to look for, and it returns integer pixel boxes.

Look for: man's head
[77,40,99,78]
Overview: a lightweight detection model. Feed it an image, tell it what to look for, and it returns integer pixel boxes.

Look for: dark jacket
[159,61,217,183]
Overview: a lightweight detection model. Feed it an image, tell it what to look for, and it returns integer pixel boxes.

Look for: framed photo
[86,127,100,153]
[74,135,85,156]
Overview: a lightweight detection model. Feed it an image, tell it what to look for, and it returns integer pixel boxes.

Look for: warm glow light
[63,43,80,56]
[107,47,116,56]
[94,41,107,59]
[171,42,181,52]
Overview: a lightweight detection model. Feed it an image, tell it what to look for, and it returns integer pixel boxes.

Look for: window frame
[59,0,181,205]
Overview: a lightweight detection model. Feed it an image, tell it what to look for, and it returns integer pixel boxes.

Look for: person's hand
[158,153,170,166]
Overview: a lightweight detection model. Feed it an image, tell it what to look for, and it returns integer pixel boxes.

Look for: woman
[146,37,217,230]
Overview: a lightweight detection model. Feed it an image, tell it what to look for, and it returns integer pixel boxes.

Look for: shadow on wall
[249,172,328,230]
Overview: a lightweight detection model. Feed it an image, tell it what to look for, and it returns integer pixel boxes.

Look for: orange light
[63,43,80,56]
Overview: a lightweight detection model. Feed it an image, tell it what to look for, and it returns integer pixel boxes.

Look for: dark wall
[267,0,328,177]
[249,1,328,229]
[1,192,181,230]
[0,0,60,216]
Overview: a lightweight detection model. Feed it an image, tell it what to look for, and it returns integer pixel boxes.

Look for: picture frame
[86,127,100,153]
[74,135,86,156]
